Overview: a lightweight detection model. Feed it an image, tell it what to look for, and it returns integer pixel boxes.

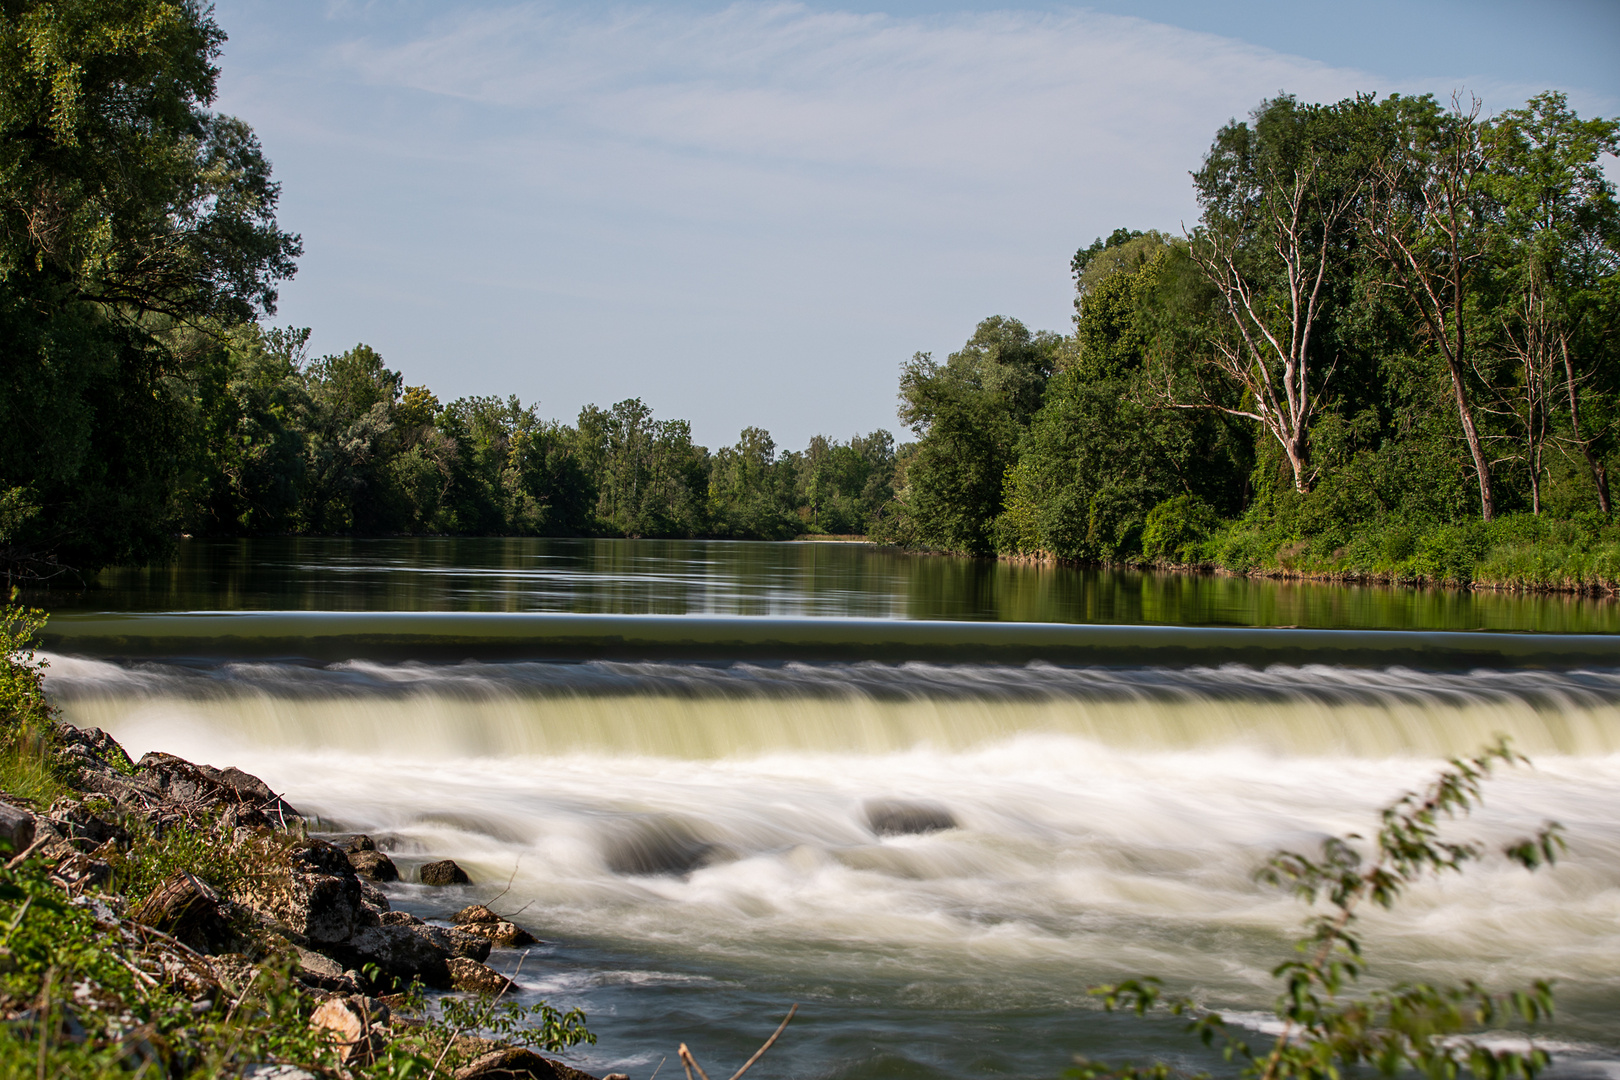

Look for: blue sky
[212,1,1620,451]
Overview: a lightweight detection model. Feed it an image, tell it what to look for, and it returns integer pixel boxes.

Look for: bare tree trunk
[1443,357,1495,520]
[1563,332,1612,514]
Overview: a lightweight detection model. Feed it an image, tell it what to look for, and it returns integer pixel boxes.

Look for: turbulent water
[32,539,1620,1078]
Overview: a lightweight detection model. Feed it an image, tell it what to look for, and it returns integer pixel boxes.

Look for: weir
[36,539,1620,1076]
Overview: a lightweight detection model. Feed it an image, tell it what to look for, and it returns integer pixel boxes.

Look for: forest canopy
[1,4,1615,590]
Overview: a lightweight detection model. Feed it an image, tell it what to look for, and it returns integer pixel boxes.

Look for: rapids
[42,653,1620,1076]
[29,539,1620,1077]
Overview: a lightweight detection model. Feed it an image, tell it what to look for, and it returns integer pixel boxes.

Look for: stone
[129,871,233,953]
[446,956,515,995]
[864,798,956,837]
[348,849,398,882]
[419,859,470,886]
[358,878,391,913]
[0,799,35,855]
[452,1048,564,1080]
[230,838,363,945]
[52,724,134,776]
[345,834,377,853]
[336,924,453,988]
[47,798,127,849]
[453,904,499,925]
[457,920,539,948]
[309,994,389,1068]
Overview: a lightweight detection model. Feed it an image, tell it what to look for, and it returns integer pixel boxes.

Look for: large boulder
[231,838,363,945]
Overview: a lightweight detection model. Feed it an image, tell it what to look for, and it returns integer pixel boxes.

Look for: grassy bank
[1199,512,1620,594]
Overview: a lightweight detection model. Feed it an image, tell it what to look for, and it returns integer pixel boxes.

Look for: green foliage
[1141,496,1219,564]
[0,592,67,805]
[437,996,596,1055]
[1078,740,1564,1080]
[0,0,300,576]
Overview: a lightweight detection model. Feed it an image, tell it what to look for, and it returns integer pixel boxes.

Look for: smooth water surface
[38,536,1620,632]
[32,538,1620,1078]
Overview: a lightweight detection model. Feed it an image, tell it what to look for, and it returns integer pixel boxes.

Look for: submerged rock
[419,859,470,886]
[864,798,957,837]
[604,818,718,876]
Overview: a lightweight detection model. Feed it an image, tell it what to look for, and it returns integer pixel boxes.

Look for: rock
[446,956,515,995]
[380,910,423,927]
[864,798,956,837]
[453,1048,565,1080]
[336,923,453,988]
[53,724,134,777]
[241,1066,320,1080]
[345,834,377,853]
[230,838,363,945]
[359,878,391,913]
[47,798,127,848]
[0,799,35,855]
[129,871,233,953]
[309,994,389,1068]
[419,859,470,886]
[132,752,301,824]
[457,919,539,948]
[348,849,399,882]
[453,904,499,925]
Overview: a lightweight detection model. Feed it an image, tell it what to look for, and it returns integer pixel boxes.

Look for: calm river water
[32,538,1620,1078]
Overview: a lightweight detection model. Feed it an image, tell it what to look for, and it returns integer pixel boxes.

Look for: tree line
[874,91,1620,584]
[0,0,892,579]
[2,1,1617,585]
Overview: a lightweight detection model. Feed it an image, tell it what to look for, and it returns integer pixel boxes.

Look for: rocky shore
[0,720,608,1080]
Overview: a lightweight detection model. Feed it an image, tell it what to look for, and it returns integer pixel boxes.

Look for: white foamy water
[42,654,1620,1074]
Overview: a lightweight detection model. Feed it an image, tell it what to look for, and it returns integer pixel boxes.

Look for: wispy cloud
[218,1,1588,446]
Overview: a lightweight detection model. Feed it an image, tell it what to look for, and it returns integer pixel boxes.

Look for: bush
[1141,495,1218,563]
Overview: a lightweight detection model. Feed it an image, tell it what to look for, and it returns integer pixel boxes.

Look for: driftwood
[678,1004,798,1080]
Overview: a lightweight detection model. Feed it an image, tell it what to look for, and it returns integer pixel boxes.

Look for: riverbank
[0,601,602,1079]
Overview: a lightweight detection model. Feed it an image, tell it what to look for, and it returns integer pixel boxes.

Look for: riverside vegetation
[2,3,1618,593]
[0,594,602,1079]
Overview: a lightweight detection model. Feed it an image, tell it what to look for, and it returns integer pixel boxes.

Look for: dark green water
[38,535,1620,632]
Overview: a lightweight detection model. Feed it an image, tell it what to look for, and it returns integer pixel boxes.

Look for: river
[31,538,1620,1078]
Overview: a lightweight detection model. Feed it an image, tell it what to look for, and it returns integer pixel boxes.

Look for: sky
[210,0,1620,451]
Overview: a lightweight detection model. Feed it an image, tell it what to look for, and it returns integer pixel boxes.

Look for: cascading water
[29,539,1620,1078]
[42,653,1620,1076]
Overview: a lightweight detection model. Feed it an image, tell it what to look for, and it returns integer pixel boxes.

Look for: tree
[892,317,1059,555]
[1483,92,1620,514]
[1183,96,1375,493]
[1363,94,1499,520]
[0,0,300,575]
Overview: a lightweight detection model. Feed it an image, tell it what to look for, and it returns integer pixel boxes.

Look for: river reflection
[33,536,1620,633]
